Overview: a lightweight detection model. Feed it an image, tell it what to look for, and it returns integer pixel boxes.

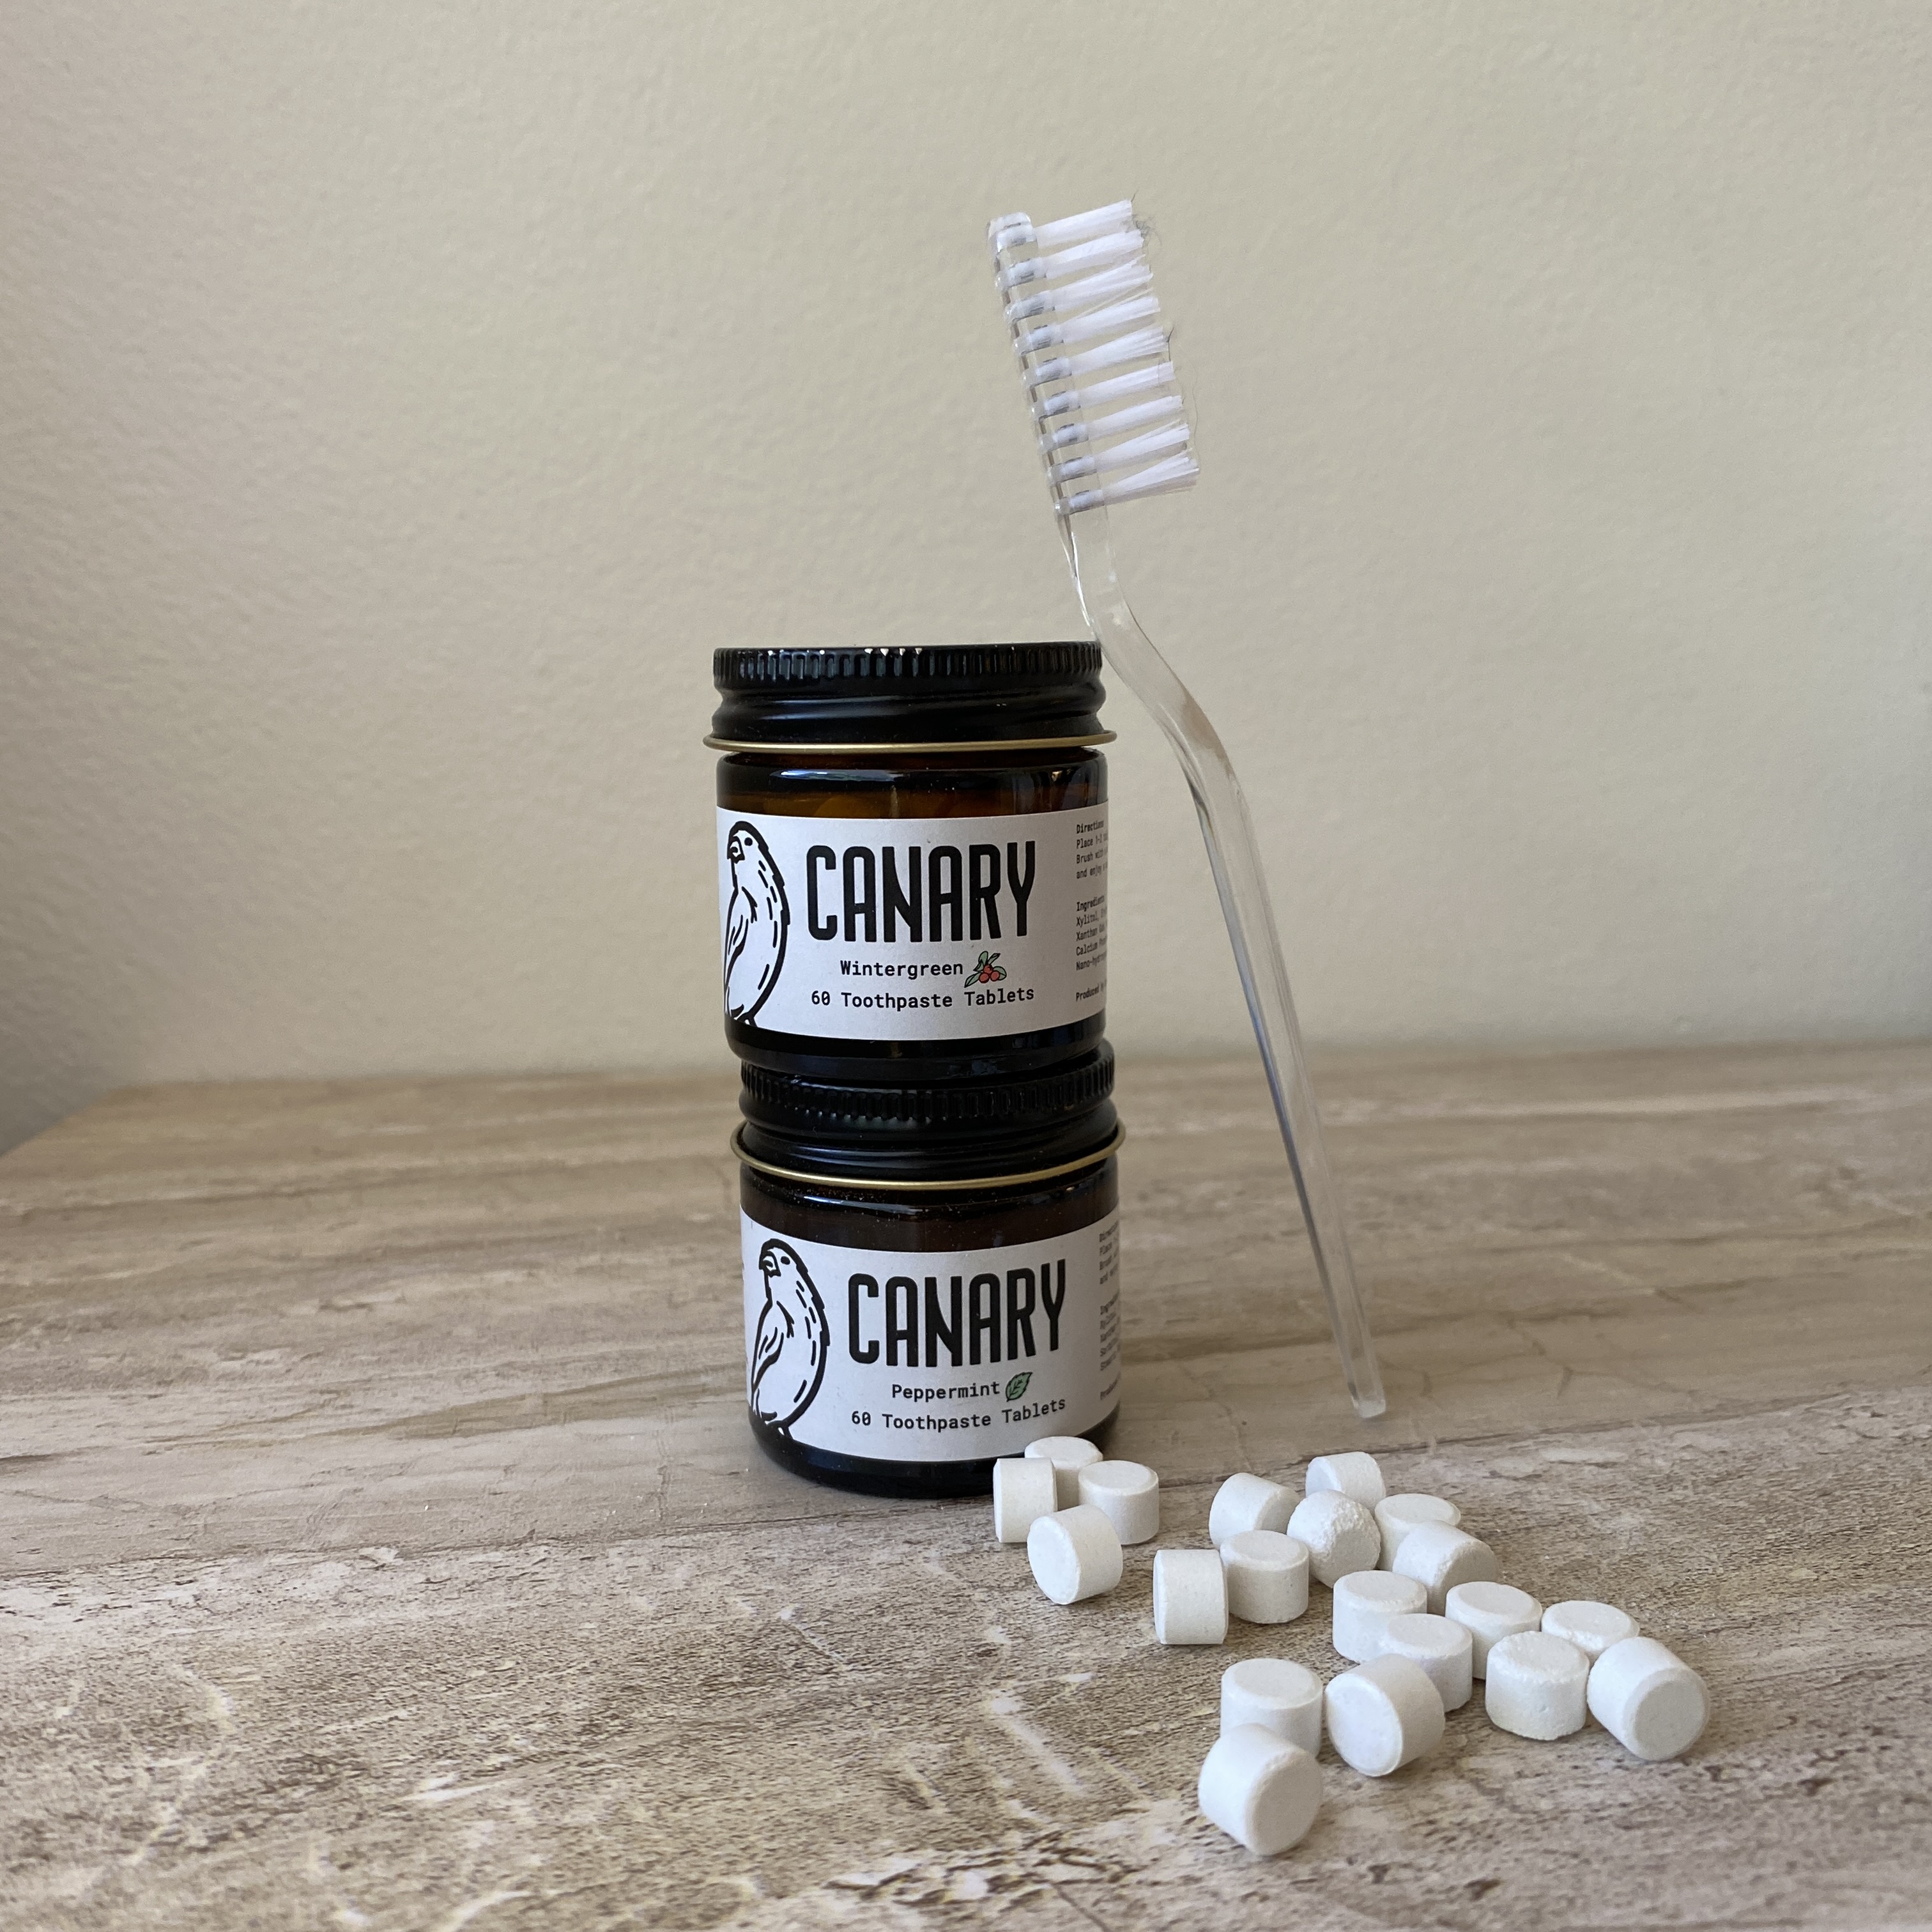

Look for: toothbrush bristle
[989,199,1197,518]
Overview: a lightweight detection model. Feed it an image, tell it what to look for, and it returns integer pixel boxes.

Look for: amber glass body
[717,745,1106,1084]
[740,1154,1119,1497]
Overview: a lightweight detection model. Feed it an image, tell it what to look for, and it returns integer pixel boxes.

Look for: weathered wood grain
[2,1045,1929,1929]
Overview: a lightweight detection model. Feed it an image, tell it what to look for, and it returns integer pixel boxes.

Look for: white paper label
[742,1209,1121,1460]
[718,805,1107,1040]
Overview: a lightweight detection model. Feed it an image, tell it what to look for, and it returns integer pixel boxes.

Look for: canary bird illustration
[750,1239,829,1432]
[723,820,788,1022]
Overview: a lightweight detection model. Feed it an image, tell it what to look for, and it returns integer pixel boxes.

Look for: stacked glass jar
[712,645,1121,1496]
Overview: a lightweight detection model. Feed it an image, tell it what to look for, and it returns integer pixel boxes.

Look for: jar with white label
[733,1046,1121,1497]
[711,644,1110,1085]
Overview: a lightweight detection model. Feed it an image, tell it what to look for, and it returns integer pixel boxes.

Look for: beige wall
[4,2,1929,1152]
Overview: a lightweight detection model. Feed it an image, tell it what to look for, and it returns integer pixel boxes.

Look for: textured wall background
[4,1,1929,1152]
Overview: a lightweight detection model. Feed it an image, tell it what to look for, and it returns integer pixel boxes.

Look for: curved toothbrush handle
[1070,516,1387,1420]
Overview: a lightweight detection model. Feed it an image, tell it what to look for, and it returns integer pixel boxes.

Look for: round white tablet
[1284,1491,1382,1588]
[1198,1726,1323,1856]
[1588,1637,1710,1761]
[1025,1435,1103,1508]
[1220,1657,1323,1754]
[1542,1599,1639,1662]
[1445,1580,1544,1678]
[1331,1570,1427,1662]
[1208,1472,1294,1546]
[1026,1503,1123,1605]
[1378,1611,1474,1712]
[1221,1531,1310,1625]
[1485,1630,1590,1740]
[1323,1654,1445,1776]
[1077,1460,1160,1545]
[992,1455,1059,1545]
[1373,1493,1460,1569]
[1390,1523,1498,1613]
[1305,1450,1386,1506]
[1153,1548,1229,1645]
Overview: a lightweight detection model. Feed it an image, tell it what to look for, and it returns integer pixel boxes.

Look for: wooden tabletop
[2,1043,1928,1929]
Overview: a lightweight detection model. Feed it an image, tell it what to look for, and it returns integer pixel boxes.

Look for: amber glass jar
[712,644,1109,1085]
[733,1047,1121,1497]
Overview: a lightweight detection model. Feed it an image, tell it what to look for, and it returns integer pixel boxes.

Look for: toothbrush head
[988,200,1199,519]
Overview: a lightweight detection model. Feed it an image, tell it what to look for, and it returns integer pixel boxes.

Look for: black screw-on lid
[737,1045,1117,1184]
[710,643,1106,747]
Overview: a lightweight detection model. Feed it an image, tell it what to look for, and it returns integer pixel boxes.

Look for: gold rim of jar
[729,1122,1124,1193]
[704,732,1115,754]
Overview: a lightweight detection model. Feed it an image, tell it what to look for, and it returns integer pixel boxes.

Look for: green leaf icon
[1004,1372,1032,1402]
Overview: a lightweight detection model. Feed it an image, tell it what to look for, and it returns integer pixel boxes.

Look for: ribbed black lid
[738,1045,1117,1184]
[710,643,1106,747]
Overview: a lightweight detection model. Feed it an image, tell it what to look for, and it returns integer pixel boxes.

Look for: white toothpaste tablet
[1324,1654,1445,1776]
[1198,1726,1323,1856]
[1153,1548,1229,1645]
[1391,1523,1498,1613]
[1285,1491,1382,1588]
[1485,1630,1590,1740]
[1077,1460,1160,1545]
[1374,1493,1460,1568]
[1305,1450,1386,1507]
[1220,1657,1323,1754]
[1587,1637,1710,1761]
[1378,1612,1474,1712]
[1220,1531,1310,1625]
[1026,1436,1104,1508]
[1445,1581,1544,1678]
[1026,1504,1123,1605]
[1331,1571,1427,1662]
[992,1456,1059,1544]
[1542,1599,1639,1662]
[1208,1472,1294,1546]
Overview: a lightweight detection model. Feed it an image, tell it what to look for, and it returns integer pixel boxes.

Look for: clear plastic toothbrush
[986,198,1386,1420]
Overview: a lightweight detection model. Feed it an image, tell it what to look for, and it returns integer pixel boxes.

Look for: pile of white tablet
[993,1439,1710,1856]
